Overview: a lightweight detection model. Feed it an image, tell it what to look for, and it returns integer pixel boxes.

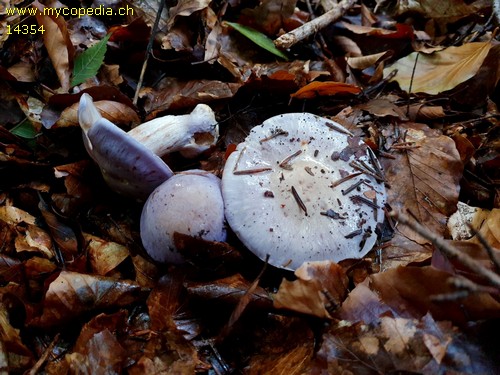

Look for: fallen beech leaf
[38,197,78,261]
[31,271,149,327]
[0,255,23,283]
[273,261,348,318]
[166,0,211,28]
[313,312,496,374]
[245,316,314,375]
[346,51,389,70]
[356,98,408,120]
[343,22,414,39]
[144,78,241,118]
[290,81,361,99]
[381,122,462,246]
[0,304,34,372]
[0,206,36,225]
[33,0,74,91]
[384,41,494,94]
[173,232,243,273]
[369,266,500,324]
[186,273,272,310]
[14,224,54,258]
[85,234,130,276]
[54,100,140,128]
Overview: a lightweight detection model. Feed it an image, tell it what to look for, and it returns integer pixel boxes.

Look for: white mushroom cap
[140,171,227,264]
[222,113,386,270]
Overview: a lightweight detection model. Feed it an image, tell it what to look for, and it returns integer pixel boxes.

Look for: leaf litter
[0,0,499,373]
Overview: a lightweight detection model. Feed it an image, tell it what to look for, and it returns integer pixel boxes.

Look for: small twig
[330,172,362,188]
[27,334,60,375]
[291,186,308,216]
[391,210,500,290]
[217,256,269,343]
[274,0,356,49]
[133,0,167,105]
[279,149,302,170]
[466,222,500,273]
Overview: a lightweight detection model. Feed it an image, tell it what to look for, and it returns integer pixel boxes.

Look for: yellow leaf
[384,42,493,95]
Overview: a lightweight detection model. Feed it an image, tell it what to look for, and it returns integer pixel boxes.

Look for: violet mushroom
[78,94,218,199]
[222,113,386,270]
[78,94,173,199]
[139,171,226,263]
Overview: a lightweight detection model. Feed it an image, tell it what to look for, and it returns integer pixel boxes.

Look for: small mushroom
[128,103,218,158]
[78,94,173,199]
[140,171,226,263]
[78,94,219,199]
[222,113,386,270]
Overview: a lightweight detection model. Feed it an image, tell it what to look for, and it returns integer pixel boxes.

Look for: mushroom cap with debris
[140,171,227,264]
[222,113,386,270]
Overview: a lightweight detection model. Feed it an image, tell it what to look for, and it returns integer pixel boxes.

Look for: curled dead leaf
[273,261,349,318]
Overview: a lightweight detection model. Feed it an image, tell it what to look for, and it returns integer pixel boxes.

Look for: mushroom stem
[128,104,218,158]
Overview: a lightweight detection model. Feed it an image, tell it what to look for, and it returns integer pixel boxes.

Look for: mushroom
[128,104,218,158]
[221,113,386,270]
[140,170,226,263]
[78,94,174,199]
[78,94,219,199]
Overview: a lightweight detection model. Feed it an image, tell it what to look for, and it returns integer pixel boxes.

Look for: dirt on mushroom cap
[222,113,386,270]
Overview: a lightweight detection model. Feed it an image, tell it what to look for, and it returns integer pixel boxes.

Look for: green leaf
[224,21,288,61]
[71,33,112,87]
[10,120,37,139]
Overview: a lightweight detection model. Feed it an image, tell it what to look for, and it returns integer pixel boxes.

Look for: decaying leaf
[31,271,149,327]
[381,122,463,262]
[273,261,349,318]
[384,41,494,95]
[54,99,140,128]
[84,233,130,276]
[312,312,496,374]
[33,0,74,91]
[290,81,361,99]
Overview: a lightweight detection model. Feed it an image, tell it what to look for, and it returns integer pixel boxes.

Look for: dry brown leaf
[384,41,494,95]
[381,122,462,248]
[273,261,348,319]
[368,266,500,324]
[31,271,149,327]
[144,78,241,118]
[408,104,446,121]
[0,304,34,372]
[55,100,140,128]
[346,51,389,70]
[14,224,54,258]
[166,0,212,29]
[84,234,130,276]
[383,0,491,30]
[186,273,272,310]
[357,98,408,120]
[7,61,35,82]
[0,206,36,225]
[312,312,496,374]
[33,0,74,91]
[290,81,361,99]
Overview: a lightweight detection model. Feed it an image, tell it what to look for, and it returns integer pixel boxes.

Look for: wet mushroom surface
[222,113,387,270]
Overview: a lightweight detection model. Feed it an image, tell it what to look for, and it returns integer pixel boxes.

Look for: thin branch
[466,222,500,273]
[274,0,356,49]
[390,210,500,290]
[133,0,167,105]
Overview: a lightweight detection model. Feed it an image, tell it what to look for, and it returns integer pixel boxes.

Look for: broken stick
[274,0,356,49]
